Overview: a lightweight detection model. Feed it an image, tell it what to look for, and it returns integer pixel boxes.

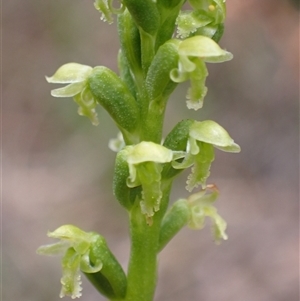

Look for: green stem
[141,98,167,143]
[125,182,172,301]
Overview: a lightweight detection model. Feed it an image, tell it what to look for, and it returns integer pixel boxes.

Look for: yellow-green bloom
[187,185,228,242]
[125,142,174,218]
[172,120,240,191]
[170,36,232,110]
[46,63,99,125]
[178,0,226,38]
[37,225,103,299]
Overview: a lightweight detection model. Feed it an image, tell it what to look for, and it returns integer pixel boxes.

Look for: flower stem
[125,182,172,301]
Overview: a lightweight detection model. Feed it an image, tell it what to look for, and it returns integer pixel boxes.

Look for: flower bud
[122,0,160,35]
[118,9,142,73]
[146,40,180,101]
[88,66,139,132]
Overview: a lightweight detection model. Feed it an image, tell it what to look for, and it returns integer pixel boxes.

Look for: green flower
[108,132,125,152]
[46,63,99,125]
[124,142,174,220]
[172,120,240,191]
[37,225,103,299]
[177,0,226,38]
[187,184,228,242]
[170,36,232,110]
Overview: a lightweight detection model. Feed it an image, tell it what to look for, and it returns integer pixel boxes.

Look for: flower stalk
[38,1,240,300]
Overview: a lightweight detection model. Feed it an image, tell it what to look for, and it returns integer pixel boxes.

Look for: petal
[189,120,241,152]
[50,82,86,98]
[138,162,163,217]
[74,93,99,126]
[60,248,82,299]
[186,142,215,191]
[176,10,213,39]
[46,63,93,84]
[80,250,103,273]
[186,186,227,242]
[108,132,125,152]
[36,241,70,256]
[204,206,228,242]
[127,142,173,165]
[170,68,189,83]
[48,225,92,254]
[172,151,195,169]
[185,58,208,110]
[94,0,113,23]
[178,35,233,63]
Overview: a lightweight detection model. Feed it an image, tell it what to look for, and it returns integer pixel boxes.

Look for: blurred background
[3,0,299,300]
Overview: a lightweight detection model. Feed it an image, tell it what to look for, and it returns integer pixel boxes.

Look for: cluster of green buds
[39,1,240,300]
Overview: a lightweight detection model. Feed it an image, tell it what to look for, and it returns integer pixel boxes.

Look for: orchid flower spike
[172,120,240,191]
[46,63,99,125]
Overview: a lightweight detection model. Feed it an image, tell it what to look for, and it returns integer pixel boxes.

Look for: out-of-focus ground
[3,0,299,300]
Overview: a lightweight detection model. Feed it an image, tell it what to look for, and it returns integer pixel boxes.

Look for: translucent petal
[186,186,227,242]
[80,86,96,108]
[74,93,99,126]
[50,82,85,98]
[127,142,173,165]
[170,68,189,83]
[48,225,91,242]
[60,248,82,299]
[36,241,70,256]
[47,225,92,254]
[185,142,215,191]
[138,162,163,217]
[185,59,208,110]
[94,0,113,24]
[178,35,233,63]
[189,120,241,152]
[108,132,125,152]
[46,63,93,84]
[204,206,228,242]
[80,250,103,273]
[172,151,195,169]
[179,55,197,73]
[176,10,213,39]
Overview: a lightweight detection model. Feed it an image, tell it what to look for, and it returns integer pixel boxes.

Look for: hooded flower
[170,35,233,110]
[187,184,228,242]
[172,120,240,191]
[46,63,99,125]
[37,225,103,299]
[124,142,174,220]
